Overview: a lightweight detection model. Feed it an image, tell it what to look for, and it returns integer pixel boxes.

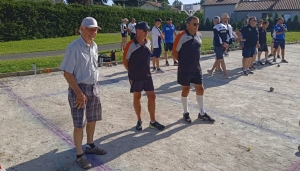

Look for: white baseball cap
[81,17,101,29]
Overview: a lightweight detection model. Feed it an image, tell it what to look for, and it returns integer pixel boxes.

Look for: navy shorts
[130,78,154,93]
[178,72,203,86]
[164,43,173,51]
[274,39,285,49]
[121,33,127,38]
[153,48,162,58]
[258,44,268,52]
[242,47,256,58]
[215,46,224,60]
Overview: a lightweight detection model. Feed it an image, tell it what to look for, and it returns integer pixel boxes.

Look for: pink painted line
[0,82,112,171]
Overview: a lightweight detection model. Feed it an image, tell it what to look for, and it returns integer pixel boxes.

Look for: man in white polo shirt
[151,18,164,73]
[128,18,136,40]
[60,17,106,169]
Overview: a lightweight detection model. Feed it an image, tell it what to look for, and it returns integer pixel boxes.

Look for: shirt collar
[185,29,195,37]
[134,38,147,45]
[79,36,93,48]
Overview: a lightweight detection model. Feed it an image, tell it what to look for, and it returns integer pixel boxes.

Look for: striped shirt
[123,38,152,81]
[173,29,202,73]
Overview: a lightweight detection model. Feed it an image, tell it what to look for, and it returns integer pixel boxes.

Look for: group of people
[120,17,178,73]
[60,16,214,169]
[207,14,288,77]
[59,14,288,169]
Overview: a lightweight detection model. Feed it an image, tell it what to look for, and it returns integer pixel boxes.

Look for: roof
[141,1,179,11]
[202,0,240,6]
[235,0,300,11]
[273,0,300,10]
[235,1,275,11]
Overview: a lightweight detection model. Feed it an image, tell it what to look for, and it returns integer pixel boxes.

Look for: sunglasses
[193,23,200,26]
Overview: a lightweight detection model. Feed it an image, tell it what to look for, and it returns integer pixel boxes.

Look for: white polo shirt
[128,22,136,34]
[151,26,163,48]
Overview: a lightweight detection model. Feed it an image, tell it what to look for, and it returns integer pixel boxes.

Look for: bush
[0,0,203,41]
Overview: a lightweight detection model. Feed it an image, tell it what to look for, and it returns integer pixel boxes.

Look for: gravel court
[0,44,299,171]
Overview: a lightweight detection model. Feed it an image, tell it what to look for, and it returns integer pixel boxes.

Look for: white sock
[196,95,205,116]
[181,97,188,113]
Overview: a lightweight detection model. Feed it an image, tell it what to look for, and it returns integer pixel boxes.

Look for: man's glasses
[193,23,200,26]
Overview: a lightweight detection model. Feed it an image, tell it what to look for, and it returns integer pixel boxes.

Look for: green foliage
[0,0,202,41]
[237,20,243,30]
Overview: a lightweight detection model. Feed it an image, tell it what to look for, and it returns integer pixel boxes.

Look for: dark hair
[186,16,199,24]
[263,21,269,24]
[278,17,284,21]
[249,16,256,21]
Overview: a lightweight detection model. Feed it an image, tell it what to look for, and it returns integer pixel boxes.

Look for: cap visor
[86,25,101,29]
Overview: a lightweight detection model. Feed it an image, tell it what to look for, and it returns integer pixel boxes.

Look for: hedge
[0,0,203,41]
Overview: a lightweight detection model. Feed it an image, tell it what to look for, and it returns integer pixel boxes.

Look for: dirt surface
[0,44,300,171]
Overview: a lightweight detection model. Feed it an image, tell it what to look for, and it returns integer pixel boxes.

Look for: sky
[106,0,201,6]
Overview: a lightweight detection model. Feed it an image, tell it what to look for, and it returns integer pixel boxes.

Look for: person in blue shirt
[273,17,288,63]
[162,17,178,66]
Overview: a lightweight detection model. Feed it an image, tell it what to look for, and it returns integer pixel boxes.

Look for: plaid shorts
[68,83,102,128]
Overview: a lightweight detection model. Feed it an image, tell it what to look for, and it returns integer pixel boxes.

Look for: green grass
[0,33,122,55]
[0,50,123,73]
[0,32,299,73]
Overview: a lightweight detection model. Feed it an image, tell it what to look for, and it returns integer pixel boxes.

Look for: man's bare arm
[63,71,83,95]
[172,51,178,61]
[123,59,129,71]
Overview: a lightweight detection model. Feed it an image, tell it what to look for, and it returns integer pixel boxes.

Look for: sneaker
[207,69,213,75]
[273,58,276,62]
[166,61,169,66]
[215,69,223,73]
[265,60,273,65]
[243,71,248,76]
[85,146,107,155]
[198,113,215,123]
[224,53,229,56]
[173,61,178,66]
[258,61,265,65]
[277,55,281,59]
[135,120,142,131]
[156,68,164,73]
[183,113,192,123]
[268,54,273,57]
[281,59,288,63]
[247,70,254,74]
[76,155,92,169]
[149,121,165,130]
[152,67,156,72]
[250,65,256,70]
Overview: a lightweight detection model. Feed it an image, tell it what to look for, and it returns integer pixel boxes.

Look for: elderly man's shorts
[130,78,154,93]
[242,47,256,58]
[178,71,203,86]
[215,46,225,60]
[68,83,102,128]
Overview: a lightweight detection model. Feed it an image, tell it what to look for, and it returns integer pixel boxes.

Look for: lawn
[0,50,123,73]
[0,33,122,55]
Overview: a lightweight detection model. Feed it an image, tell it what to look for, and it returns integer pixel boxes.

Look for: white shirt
[151,26,163,48]
[120,23,127,33]
[128,22,136,34]
[223,23,234,38]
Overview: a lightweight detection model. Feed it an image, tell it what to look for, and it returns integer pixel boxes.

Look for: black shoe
[173,61,178,66]
[152,67,156,72]
[268,54,273,57]
[136,121,142,131]
[243,71,248,76]
[247,70,254,74]
[149,121,165,130]
[183,113,192,123]
[166,61,169,66]
[273,58,276,62]
[265,60,273,65]
[259,61,265,65]
[277,55,281,59]
[250,65,256,70]
[198,113,215,123]
[281,59,288,63]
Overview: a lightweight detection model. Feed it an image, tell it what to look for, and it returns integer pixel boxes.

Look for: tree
[172,0,182,9]
[292,15,299,30]
[113,0,138,7]
[66,0,88,5]
[93,0,108,5]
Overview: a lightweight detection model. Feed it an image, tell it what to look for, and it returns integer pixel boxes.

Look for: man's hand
[222,43,229,48]
[256,43,260,48]
[75,93,87,109]
[160,34,164,39]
